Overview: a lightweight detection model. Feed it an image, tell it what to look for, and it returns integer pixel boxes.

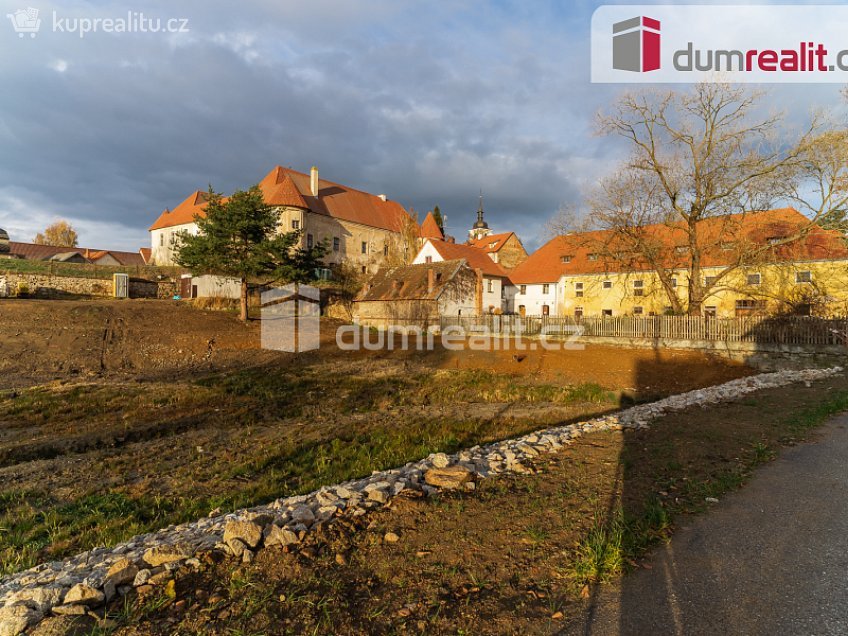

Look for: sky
[0,0,845,252]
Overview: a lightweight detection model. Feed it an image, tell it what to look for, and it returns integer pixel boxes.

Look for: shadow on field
[569,345,731,636]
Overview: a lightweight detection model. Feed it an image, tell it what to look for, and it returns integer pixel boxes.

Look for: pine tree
[432,205,444,232]
[175,186,326,321]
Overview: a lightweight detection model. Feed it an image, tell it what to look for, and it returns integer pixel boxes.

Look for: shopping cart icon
[7,7,41,38]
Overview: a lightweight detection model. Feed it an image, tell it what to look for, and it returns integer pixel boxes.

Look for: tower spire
[469,188,492,241]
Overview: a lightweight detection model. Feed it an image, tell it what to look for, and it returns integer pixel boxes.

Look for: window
[361,266,367,274]
[670,277,678,288]
[292,219,300,230]
[675,246,688,255]
[747,273,761,286]
[574,306,584,319]
[767,236,783,245]
[542,304,550,316]
[333,237,340,252]
[425,256,433,264]
[520,285,527,295]
[704,306,717,318]
[487,279,493,293]
[735,299,766,316]
[602,309,613,317]
[633,306,644,315]
[720,242,734,251]
[489,242,498,249]
[575,282,584,298]
[561,255,573,264]
[542,284,549,294]
[307,234,314,249]
[383,245,389,257]
[796,270,812,283]
[704,275,717,286]
[587,253,599,261]
[602,280,612,289]
[633,280,644,296]
[361,241,368,254]
[159,234,164,247]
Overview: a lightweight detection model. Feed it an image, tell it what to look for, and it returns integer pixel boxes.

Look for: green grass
[0,368,618,575]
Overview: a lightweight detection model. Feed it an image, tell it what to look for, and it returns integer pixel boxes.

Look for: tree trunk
[239,279,249,321]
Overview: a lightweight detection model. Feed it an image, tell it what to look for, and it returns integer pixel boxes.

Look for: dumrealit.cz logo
[612,16,660,73]
[592,5,848,83]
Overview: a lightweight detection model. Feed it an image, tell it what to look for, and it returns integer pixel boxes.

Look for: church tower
[468,192,492,241]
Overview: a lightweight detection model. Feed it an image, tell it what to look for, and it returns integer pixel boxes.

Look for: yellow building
[510,209,848,318]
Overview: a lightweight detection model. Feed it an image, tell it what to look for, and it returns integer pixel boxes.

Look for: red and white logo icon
[612,16,661,72]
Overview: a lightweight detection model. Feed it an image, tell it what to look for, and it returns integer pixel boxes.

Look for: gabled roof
[420,212,444,240]
[425,238,510,278]
[151,166,411,234]
[139,248,152,264]
[356,260,466,302]
[149,191,211,231]
[469,232,516,253]
[8,242,146,266]
[509,208,848,284]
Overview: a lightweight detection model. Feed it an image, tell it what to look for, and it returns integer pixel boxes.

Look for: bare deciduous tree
[588,83,841,315]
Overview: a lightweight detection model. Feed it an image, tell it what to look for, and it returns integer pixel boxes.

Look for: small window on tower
[333,237,340,252]
[361,241,368,254]
[292,219,300,230]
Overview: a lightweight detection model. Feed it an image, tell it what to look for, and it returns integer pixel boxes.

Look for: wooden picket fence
[428,314,848,347]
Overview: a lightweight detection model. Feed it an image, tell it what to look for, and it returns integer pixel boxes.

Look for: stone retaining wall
[0,367,841,635]
[573,335,847,371]
[0,273,176,300]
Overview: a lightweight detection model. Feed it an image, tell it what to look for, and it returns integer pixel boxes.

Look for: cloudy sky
[0,0,845,252]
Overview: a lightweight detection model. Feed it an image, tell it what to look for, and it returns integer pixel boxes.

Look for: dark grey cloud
[0,0,842,251]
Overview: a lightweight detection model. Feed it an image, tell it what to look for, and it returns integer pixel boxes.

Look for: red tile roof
[151,166,411,234]
[419,212,444,240]
[510,208,848,284]
[357,260,466,302]
[469,232,515,253]
[425,239,510,278]
[149,191,211,231]
[8,242,146,266]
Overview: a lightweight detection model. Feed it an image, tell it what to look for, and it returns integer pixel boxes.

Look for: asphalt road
[564,414,848,636]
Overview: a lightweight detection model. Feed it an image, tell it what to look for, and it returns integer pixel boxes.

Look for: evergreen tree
[175,186,326,321]
[432,205,444,232]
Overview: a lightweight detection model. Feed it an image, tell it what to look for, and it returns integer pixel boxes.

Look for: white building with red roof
[149,165,412,276]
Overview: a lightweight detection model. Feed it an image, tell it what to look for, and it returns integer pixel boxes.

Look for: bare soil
[107,374,848,636]
[0,299,752,576]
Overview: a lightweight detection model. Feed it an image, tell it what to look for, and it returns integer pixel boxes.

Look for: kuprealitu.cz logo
[6,6,190,39]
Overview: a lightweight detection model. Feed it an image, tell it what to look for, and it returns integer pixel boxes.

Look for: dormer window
[587,253,599,261]
[561,255,573,263]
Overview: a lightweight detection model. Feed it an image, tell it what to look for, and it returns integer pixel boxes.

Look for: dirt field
[104,374,848,636]
[0,299,752,576]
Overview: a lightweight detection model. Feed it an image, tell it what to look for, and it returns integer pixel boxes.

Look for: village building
[508,208,848,318]
[149,165,411,277]
[468,232,528,270]
[413,239,510,314]
[0,232,146,266]
[354,260,482,328]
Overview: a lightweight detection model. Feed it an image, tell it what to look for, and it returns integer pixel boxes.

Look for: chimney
[378,194,387,202]
[310,166,319,197]
[427,268,435,294]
